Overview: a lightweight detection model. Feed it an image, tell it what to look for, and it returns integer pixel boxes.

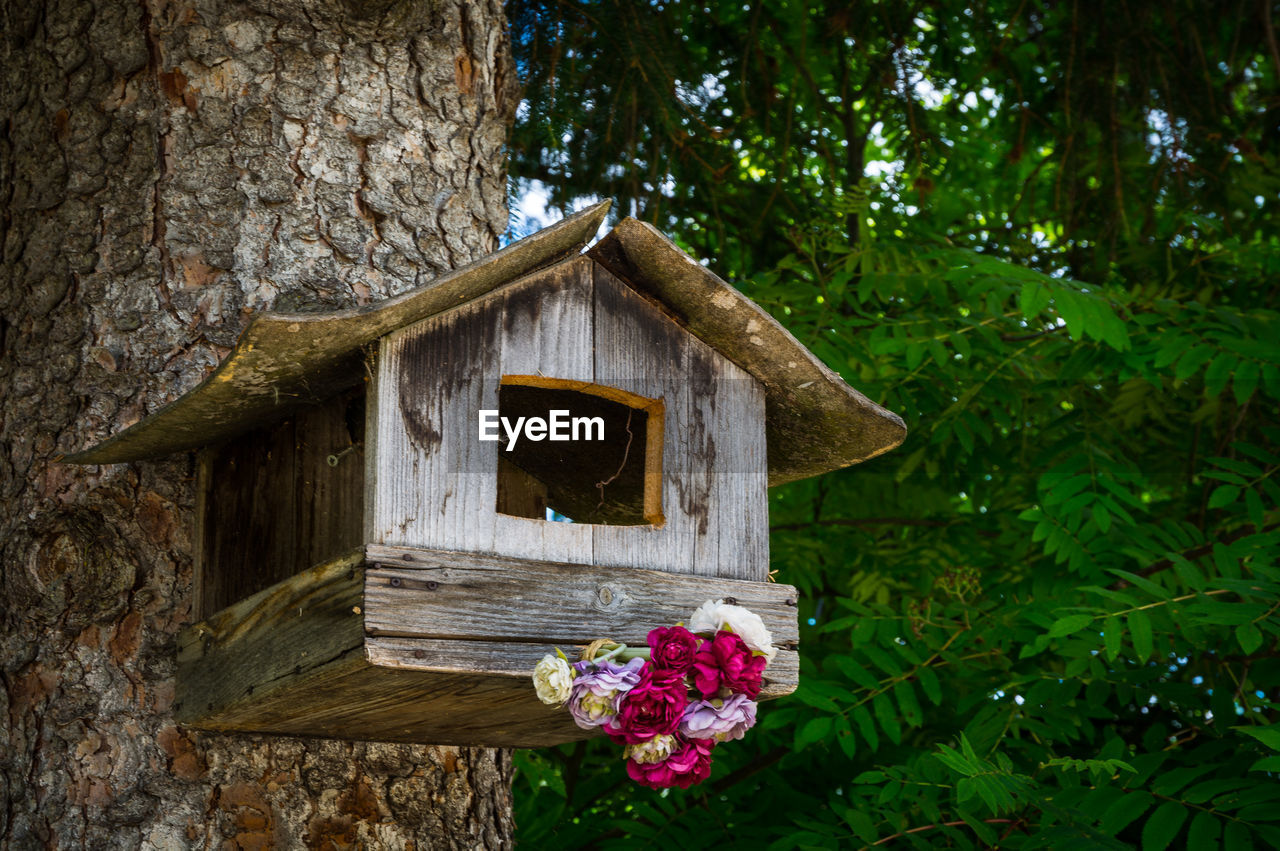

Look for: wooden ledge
[175,547,800,747]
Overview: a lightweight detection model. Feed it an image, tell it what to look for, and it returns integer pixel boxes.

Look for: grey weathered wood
[176,549,366,725]
[365,637,798,700]
[491,256,595,563]
[588,217,907,485]
[362,545,798,647]
[701,355,770,582]
[177,546,798,747]
[591,266,693,573]
[65,201,612,465]
[591,266,769,580]
[372,257,599,562]
[197,389,365,618]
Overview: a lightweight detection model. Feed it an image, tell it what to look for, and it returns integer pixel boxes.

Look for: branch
[866,818,1021,848]
[1133,522,1280,579]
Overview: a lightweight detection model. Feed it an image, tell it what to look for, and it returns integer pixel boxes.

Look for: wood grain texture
[178,545,797,747]
[198,389,365,618]
[490,257,596,563]
[176,549,366,725]
[189,661,598,748]
[591,266,769,580]
[591,264,694,573]
[363,545,799,647]
[366,636,798,700]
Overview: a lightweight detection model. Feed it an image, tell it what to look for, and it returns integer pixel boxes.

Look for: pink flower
[680,695,757,742]
[606,665,688,744]
[626,736,715,789]
[647,625,701,675]
[692,631,766,698]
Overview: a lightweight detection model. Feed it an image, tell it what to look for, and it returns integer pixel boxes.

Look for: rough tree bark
[1,0,518,846]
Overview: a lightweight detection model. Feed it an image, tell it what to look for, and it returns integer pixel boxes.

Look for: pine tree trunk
[1,0,518,845]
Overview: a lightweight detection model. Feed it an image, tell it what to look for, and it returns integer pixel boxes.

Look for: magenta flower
[692,630,767,698]
[606,665,688,744]
[647,625,701,675]
[626,736,715,789]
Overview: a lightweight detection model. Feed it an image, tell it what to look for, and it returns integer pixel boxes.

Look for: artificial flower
[647,625,701,675]
[688,599,777,661]
[607,666,688,743]
[533,654,573,706]
[626,736,714,790]
[692,630,766,698]
[566,657,645,728]
[680,694,757,742]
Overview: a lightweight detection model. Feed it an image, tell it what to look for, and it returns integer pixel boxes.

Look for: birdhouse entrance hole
[494,376,664,527]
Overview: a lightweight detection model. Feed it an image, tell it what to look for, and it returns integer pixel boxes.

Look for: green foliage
[508,0,1280,847]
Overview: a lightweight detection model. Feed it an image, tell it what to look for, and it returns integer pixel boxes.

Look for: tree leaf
[1049,613,1095,638]
[873,693,902,745]
[1103,615,1123,662]
[1187,811,1220,849]
[1237,621,1263,655]
[1129,609,1155,663]
[1209,485,1241,509]
[853,705,880,751]
[1234,358,1260,404]
[1101,791,1154,835]
[796,717,832,749]
[917,666,943,706]
[1235,724,1280,752]
[1142,801,1188,851]
[1021,281,1051,318]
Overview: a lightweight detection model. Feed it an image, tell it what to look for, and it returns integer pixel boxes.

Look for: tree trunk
[1,0,518,846]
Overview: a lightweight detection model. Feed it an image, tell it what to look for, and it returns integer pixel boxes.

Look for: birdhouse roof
[66,201,905,484]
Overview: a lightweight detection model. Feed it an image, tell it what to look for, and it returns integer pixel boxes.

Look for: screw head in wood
[390,576,401,587]
[426,580,439,591]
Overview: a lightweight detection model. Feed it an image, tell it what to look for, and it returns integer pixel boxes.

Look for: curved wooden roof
[66,202,905,484]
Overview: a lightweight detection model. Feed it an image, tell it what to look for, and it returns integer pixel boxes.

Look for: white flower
[688,599,777,661]
[533,654,573,706]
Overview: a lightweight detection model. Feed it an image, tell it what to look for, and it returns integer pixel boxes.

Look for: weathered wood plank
[198,390,365,619]
[696,352,770,581]
[362,545,799,647]
[379,294,503,553]
[189,662,597,748]
[176,549,365,724]
[591,265,695,573]
[492,256,595,563]
[366,636,798,699]
[179,545,798,747]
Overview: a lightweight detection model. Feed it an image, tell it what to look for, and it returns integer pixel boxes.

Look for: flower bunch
[532,599,774,789]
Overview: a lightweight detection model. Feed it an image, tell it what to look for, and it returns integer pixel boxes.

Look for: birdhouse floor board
[177,546,799,747]
[364,636,798,701]
[363,545,799,648]
[176,549,366,728]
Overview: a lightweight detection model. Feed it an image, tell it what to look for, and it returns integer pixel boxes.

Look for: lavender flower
[679,694,758,742]
[567,657,646,729]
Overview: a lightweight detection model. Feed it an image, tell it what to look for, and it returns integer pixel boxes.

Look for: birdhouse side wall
[368,255,769,580]
[196,387,366,620]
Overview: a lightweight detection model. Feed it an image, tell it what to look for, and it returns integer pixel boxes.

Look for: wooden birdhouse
[67,202,905,747]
